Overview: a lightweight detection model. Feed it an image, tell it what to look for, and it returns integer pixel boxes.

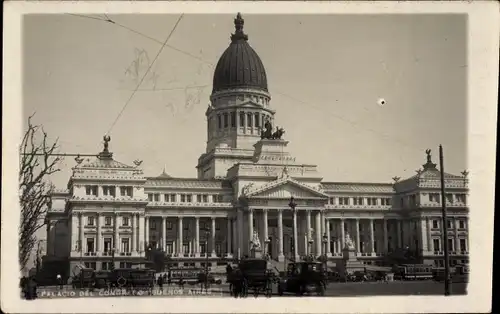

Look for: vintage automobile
[228,258,274,298]
[277,262,327,296]
[71,265,97,289]
[108,268,155,291]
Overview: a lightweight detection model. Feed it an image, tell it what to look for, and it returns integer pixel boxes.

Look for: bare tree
[19,114,61,271]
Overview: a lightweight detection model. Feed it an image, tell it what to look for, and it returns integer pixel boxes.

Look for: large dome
[212,13,268,94]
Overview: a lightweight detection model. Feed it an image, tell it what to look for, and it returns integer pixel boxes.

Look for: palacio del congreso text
[42,14,469,276]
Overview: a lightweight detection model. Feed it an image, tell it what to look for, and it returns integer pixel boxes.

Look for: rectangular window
[448,238,454,251]
[367,198,378,206]
[87,216,95,226]
[433,239,440,251]
[86,238,95,253]
[459,220,466,229]
[239,112,245,127]
[105,217,112,226]
[151,221,157,230]
[202,195,208,203]
[432,220,439,229]
[120,186,132,197]
[215,243,222,255]
[223,113,228,128]
[183,243,189,254]
[122,217,129,226]
[104,238,112,252]
[166,242,173,255]
[197,195,202,203]
[215,221,221,230]
[200,243,207,254]
[254,113,260,128]
[459,239,467,251]
[381,198,391,206]
[121,238,130,253]
[85,185,98,196]
[148,194,153,202]
[456,194,467,204]
[153,194,160,202]
[186,195,192,203]
[164,194,170,202]
[339,197,350,205]
[329,197,335,205]
[167,221,173,230]
[103,186,116,197]
[85,262,97,270]
[217,115,222,129]
[353,198,363,205]
[446,194,454,204]
[429,193,441,203]
[181,194,186,202]
[247,113,252,127]
[170,194,176,202]
[447,219,453,229]
[231,112,236,127]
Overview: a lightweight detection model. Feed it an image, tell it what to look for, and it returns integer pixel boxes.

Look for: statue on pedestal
[251,230,261,250]
[344,233,355,250]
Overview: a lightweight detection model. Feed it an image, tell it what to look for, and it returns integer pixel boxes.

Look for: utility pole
[439,145,451,296]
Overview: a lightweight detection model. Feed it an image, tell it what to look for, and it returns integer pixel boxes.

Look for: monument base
[337,248,365,277]
[250,248,263,259]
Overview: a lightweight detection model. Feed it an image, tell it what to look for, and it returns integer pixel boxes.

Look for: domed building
[44,14,469,278]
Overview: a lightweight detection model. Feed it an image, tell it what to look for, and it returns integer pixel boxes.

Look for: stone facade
[44,13,469,273]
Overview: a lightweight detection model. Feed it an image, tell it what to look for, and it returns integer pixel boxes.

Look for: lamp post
[264,238,270,259]
[288,196,297,261]
[204,227,210,291]
[322,233,328,269]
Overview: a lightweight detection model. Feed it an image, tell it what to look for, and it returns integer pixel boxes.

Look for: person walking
[56,274,63,290]
[157,275,164,293]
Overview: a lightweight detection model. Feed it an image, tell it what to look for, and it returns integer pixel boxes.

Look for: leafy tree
[19,114,61,271]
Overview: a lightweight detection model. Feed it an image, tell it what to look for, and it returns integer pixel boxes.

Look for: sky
[23,13,467,189]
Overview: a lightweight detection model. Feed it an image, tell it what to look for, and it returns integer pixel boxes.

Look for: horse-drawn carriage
[227,258,275,298]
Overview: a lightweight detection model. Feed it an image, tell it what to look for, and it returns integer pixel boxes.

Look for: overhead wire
[66,13,433,157]
[106,14,185,135]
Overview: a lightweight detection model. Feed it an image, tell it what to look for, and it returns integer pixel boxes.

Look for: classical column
[355,218,360,253]
[162,216,167,251]
[95,214,101,253]
[340,219,345,250]
[237,209,243,259]
[397,220,402,248]
[426,217,432,252]
[138,214,145,253]
[315,211,321,255]
[278,209,284,259]
[326,219,331,256]
[227,218,232,256]
[369,218,375,254]
[114,214,119,252]
[79,213,84,252]
[383,218,388,253]
[145,216,150,248]
[292,209,299,260]
[248,209,254,251]
[71,214,79,252]
[454,217,460,253]
[263,209,269,242]
[211,217,216,255]
[178,217,183,256]
[130,214,135,253]
[232,218,237,255]
[195,217,200,257]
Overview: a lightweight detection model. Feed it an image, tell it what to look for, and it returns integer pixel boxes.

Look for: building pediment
[242,177,329,200]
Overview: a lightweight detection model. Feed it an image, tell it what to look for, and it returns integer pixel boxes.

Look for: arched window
[254,113,260,128]
[217,114,222,129]
[231,112,236,127]
[239,112,245,127]
[247,113,252,127]
[223,113,228,128]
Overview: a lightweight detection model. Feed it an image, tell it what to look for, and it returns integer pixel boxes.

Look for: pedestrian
[56,274,63,290]
[157,275,164,292]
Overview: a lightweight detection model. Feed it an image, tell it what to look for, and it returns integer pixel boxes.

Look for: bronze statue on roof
[425,149,432,163]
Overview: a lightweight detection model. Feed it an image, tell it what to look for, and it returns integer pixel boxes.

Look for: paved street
[28,281,467,298]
